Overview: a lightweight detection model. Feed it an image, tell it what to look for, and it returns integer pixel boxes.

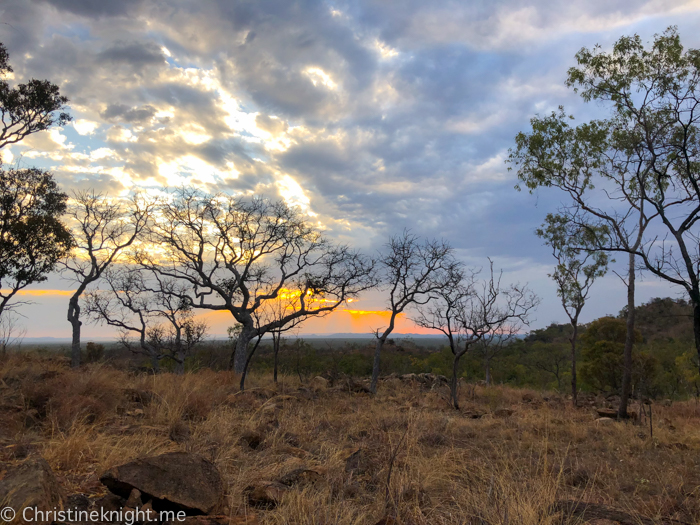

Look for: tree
[0,310,25,356]
[370,231,462,394]
[537,214,608,406]
[138,189,376,375]
[510,108,651,418]
[477,319,521,385]
[0,42,71,151]
[414,260,537,408]
[86,266,205,373]
[565,27,700,391]
[0,167,73,316]
[60,191,153,368]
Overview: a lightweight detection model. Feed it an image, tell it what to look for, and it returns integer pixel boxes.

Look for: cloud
[1,0,695,337]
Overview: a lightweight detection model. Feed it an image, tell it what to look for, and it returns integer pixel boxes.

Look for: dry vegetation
[2,354,700,525]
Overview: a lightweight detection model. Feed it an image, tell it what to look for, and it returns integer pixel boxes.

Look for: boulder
[0,457,65,525]
[595,417,614,425]
[100,452,223,515]
[596,408,618,418]
[311,376,329,390]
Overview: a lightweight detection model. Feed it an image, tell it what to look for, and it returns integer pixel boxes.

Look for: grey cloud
[100,103,157,123]
[34,0,144,18]
[98,41,164,68]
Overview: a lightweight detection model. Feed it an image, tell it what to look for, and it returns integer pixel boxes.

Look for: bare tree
[537,214,608,406]
[86,266,204,373]
[477,320,521,385]
[370,231,462,394]
[137,189,376,375]
[0,311,25,356]
[60,191,153,368]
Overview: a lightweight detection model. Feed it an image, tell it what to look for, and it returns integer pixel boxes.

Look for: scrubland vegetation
[2,350,700,525]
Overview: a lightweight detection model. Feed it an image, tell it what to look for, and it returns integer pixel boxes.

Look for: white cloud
[73,119,100,135]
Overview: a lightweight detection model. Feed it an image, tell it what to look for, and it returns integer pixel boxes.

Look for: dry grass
[2,353,700,524]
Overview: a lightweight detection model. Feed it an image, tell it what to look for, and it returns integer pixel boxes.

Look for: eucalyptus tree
[61,191,153,368]
[0,168,73,316]
[510,111,649,416]
[537,214,608,406]
[138,188,376,374]
[0,42,70,151]
[370,231,462,394]
[564,27,700,382]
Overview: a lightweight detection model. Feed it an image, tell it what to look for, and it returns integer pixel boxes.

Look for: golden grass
[2,354,700,524]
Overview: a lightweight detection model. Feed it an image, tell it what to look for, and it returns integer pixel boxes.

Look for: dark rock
[596,408,618,418]
[93,492,124,513]
[245,482,289,509]
[239,432,263,450]
[169,421,191,444]
[0,457,65,525]
[100,452,223,515]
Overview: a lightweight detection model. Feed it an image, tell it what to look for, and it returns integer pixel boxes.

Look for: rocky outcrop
[100,452,223,515]
[0,458,65,525]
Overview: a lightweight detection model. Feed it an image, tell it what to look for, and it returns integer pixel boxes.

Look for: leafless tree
[0,311,25,356]
[477,321,521,385]
[370,231,462,394]
[137,189,376,375]
[454,263,538,408]
[60,191,153,368]
[86,266,205,373]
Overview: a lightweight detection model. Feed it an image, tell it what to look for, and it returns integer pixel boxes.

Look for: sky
[1,0,700,339]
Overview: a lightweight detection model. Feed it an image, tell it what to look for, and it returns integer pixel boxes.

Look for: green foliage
[84,342,105,363]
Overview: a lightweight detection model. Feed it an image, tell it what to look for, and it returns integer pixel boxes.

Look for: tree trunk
[451,355,462,409]
[67,296,82,369]
[273,332,280,383]
[694,297,700,378]
[233,322,255,373]
[618,253,636,419]
[240,336,262,391]
[176,347,185,375]
[370,336,386,394]
[150,352,160,373]
[571,322,578,407]
[485,356,491,385]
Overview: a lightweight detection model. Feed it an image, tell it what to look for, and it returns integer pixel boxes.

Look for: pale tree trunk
[618,252,635,418]
[484,355,491,385]
[68,295,82,368]
[233,321,255,373]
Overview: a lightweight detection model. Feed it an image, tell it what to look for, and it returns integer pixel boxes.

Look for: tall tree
[138,189,376,374]
[510,108,651,417]
[537,214,608,406]
[0,168,73,316]
[564,27,700,383]
[0,42,70,151]
[60,191,153,368]
[370,231,461,394]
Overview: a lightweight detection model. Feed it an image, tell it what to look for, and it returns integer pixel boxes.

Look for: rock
[494,408,514,417]
[245,481,289,509]
[663,399,672,407]
[595,417,614,425]
[277,467,324,487]
[311,376,329,390]
[169,421,192,444]
[93,492,124,513]
[522,393,536,403]
[168,515,260,525]
[239,432,263,450]
[100,452,223,515]
[596,408,618,418]
[125,488,143,508]
[0,457,65,525]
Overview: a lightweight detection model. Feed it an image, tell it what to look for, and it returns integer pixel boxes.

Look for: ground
[1,354,699,525]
